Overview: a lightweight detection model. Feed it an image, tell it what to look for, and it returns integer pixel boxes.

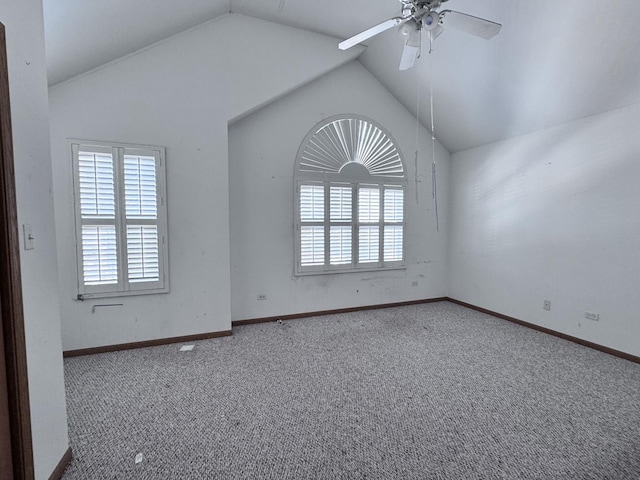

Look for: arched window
[294,115,406,275]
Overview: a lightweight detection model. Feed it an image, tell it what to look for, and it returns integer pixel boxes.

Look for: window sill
[76,287,169,301]
[294,265,406,277]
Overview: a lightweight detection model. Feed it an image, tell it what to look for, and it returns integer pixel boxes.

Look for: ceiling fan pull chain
[415,73,422,205]
[429,28,434,54]
[429,41,439,233]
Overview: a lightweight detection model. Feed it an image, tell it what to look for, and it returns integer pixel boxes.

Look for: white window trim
[293,115,407,276]
[70,139,170,299]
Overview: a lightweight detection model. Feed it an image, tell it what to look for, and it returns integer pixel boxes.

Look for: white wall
[49,14,362,351]
[448,102,640,357]
[0,0,69,478]
[229,61,450,320]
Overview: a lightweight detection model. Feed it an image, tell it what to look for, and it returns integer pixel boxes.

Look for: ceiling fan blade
[399,28,420,71]
[339,16,411,50]
[440,10,501,39]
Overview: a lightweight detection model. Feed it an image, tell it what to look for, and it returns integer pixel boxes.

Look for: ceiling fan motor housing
[416,0,448,9]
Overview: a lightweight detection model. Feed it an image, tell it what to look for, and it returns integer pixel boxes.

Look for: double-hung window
[294,116,406,275]
[71,140,169,299]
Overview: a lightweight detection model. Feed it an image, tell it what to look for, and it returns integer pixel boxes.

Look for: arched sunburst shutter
[294,115,406,275]
[299,117,404,177]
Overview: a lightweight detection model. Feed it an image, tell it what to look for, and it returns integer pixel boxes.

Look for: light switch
[23,224,34,250]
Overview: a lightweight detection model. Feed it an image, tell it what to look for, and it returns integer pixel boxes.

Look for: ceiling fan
[338,0,502,70]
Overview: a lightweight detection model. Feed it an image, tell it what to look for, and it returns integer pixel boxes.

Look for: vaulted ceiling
[43,0,640,152]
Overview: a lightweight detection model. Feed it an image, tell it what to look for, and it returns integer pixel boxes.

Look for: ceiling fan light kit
[398,20,416,37]
[338,0,502,70]
[422,11,441,30]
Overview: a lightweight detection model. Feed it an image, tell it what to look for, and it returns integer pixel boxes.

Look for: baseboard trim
[48,447,72,480]
[446,298,640,364]
[64,300,447,357]
[231,297,448,327]
[62,297,637,364]
[63,330,233,358]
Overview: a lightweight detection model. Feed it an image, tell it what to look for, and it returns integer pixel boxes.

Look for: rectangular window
[71,140,169,299]
[296,181,404,274]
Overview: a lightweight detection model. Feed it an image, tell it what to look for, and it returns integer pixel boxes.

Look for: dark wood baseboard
[48,447,72,480]
[231,297,448,327]
[446,298,640,365]
[63,330,232,358]
[62,297,639,365]
[64,299,446,357]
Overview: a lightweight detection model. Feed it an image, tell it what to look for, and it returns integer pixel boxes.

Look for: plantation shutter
[74,145,121,293]
[294,115,406,275]
[358,187,380,263]
[330,186,352,265]
[72,141,168,298]
[383,188,404,262]
[124,151,161,287]
[299,184,325,266]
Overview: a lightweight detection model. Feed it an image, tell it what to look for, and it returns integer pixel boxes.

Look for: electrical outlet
[585,311,600,321]
[257,294,267,301]
[543,300,551,311]
[412,281,419,287]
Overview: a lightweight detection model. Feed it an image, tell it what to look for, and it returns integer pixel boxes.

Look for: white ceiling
[43,0,640,152]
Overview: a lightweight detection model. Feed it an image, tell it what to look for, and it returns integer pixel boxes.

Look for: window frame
[293,115,407,276]
[70,139,169,299]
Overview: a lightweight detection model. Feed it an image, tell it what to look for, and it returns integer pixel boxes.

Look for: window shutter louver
[330,186,352,221]
[81,225,118,285]
[359,226,380,263]
[384,226,403,261]
[78,152,116,218]
[127,226,160,282]
[124,155,158,219]
[358,187,380,223]
[300,226,324,265]
[300,185,324,221]
[330,226,352,264]
[384,189,403,223]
